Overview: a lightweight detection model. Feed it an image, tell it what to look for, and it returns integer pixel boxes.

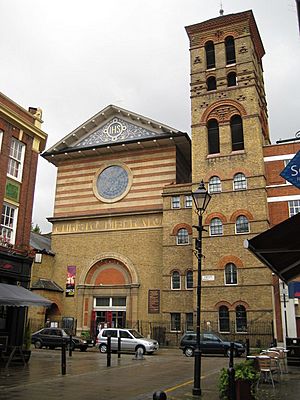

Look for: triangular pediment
[44,105,186,155]
[74,116,159,148]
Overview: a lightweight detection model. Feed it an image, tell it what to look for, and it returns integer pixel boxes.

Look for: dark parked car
[31,328,93,351]
[179,332,245,357]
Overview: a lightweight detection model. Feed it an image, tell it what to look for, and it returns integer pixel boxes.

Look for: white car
[97,328,159,355]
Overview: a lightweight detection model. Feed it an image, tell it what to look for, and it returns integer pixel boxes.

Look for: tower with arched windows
[186,10,273,335]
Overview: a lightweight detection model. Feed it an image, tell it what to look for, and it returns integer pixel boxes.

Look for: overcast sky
[1,0,299,233]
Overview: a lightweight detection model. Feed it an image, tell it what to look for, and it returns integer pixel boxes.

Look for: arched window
[177,228,189,245]
[225,36,236,65]
[205,41,215,69]
[235,215,249,234]
[209,218,223,236]
[230,115,244,151]
[219,306,230,332]
[225,263,237,285]
[236,305,247,332]
[233,173,247,190]
[171,271,181,290]
[207,76,217,91]
[186,270,193,289]
[207,119,220,154]
[227,71,237,87]
[209,176,222,193]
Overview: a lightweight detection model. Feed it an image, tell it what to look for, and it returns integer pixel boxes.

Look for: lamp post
[192,180,211,396]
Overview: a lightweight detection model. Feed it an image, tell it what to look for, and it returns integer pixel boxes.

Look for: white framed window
[0,130,3,152]
[7,138,25,181]
[219,306,230,333]
[209,176,222,193]
[172,196,181,209]
[171,271,181,290]
[170,313,181,331]
[225,263,238,285]
[176,228,189,245]
[1,203,18,244]
[235,215,249,234]
[289,200,300,217]
[236,305,247,332]
[186,270,193,289]
[209,217,223,236]
[233,173,247,190]
[185,195,193,208]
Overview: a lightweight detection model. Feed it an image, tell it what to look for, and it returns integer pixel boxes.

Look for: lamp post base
[192,388,202,396]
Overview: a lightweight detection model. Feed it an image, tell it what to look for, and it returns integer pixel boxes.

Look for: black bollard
[228,343,236,400]
[118,336,121,359]
[246,338,250,357]
[153,391,167,400]
[69,334,73,357]
[107,336,111,367]
[61,340,66,375]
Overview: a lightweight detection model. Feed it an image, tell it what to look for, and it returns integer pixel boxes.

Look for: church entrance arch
[78,256,139,338]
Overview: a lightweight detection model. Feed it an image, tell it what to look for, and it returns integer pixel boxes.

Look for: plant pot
[236,379,255,400]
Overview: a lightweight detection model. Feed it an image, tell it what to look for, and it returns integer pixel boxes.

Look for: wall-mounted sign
[66,266,76,297]
[202,275,215,281]
[280,150,300,189]
[148,289,160,314]
[5,179,20,202]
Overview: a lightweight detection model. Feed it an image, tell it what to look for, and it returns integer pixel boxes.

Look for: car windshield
[128,329,144,338]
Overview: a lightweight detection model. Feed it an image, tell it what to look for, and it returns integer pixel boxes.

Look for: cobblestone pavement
[0,348,299,399]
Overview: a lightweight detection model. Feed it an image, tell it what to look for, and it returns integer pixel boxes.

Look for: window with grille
[235,215,249,234]
[176,228,189,245]
[225,36,236,65]
[205,41,215,69]
[219,306,230,332]
[236,305,247,332]
[209,218,223,236]
[7,138,25,181]
[186,270,193,289]
[171,271,181,290]
[171,313,181,331]
[1,203,17,244]
[289,200,300,216]
[207,119,220,154]
[186,313,193,331]
[230,115,244,151]
[207,76,217,91]
[185,195,193,208]
[233,173,247,190]
[209,176,222,193]
[225,263,237,285]
[172,196,180,209]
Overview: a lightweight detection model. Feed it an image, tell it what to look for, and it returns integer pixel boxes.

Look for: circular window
[94,163,132,203]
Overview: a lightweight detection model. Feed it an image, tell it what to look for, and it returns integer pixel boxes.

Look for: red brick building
[264,136,300,340]
[0,92,48,351]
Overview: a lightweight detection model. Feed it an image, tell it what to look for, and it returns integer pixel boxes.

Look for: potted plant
[219,360,260,400]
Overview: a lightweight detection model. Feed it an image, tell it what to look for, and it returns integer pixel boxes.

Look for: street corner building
[32,9,299,346]
[0,92,50,353]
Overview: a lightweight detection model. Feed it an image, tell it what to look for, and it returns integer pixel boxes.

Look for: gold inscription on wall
[53,215,162,235]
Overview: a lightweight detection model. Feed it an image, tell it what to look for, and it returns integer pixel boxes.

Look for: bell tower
[186,11,273,333]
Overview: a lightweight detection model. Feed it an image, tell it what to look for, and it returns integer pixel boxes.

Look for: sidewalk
[0,348,299,399]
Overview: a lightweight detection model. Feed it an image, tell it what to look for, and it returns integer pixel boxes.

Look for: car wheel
[184,347,194,357]
[99,344,107,353]
[135,345,146,355]
[80,347,87,352]
[34,340,42,349]
[49,346,55,350]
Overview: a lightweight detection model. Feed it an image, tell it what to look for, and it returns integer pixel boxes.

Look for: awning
[245,212,300,283]
[0,283,53,307]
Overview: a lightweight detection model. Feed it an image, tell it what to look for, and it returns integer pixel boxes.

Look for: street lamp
[192,180,211,396]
